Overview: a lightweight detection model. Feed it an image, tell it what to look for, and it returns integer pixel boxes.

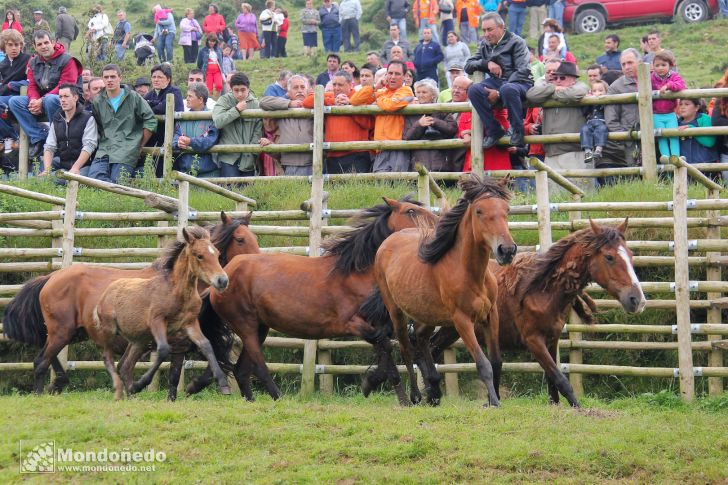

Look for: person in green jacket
[88,64,158,183]
[212,72,264,177]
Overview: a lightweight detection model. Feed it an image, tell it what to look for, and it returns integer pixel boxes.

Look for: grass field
[1,391,727,484]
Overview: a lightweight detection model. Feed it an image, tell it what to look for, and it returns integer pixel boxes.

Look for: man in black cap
[526,60,591,190]
[55,7,79,52]
[465,12,533,149]
[134,77,150,97]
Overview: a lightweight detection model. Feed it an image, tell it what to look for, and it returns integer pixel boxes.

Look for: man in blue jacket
[319,0,342,53]
[413,28,444,84]
[465,12,533,149]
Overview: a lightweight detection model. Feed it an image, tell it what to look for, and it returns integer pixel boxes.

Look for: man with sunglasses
[465,12,533,149]
[526,60,592,190]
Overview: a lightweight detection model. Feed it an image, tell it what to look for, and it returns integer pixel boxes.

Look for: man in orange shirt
[351,60,413,172]
[303,70,373,173]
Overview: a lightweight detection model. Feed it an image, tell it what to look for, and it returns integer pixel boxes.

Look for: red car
[565,0,719,34]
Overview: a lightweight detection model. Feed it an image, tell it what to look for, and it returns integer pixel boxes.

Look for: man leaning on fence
[173,83,220,178]
[526,60,592,191]
[87,64,157,183]
[9,30,82,160]
[212,72,263,177]
[260,74,314,176]
[465,12,533,150]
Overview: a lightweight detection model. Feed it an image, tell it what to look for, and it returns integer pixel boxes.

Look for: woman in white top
[259,0,280,59]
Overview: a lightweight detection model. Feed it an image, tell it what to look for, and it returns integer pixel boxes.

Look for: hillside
[33,1,728,94]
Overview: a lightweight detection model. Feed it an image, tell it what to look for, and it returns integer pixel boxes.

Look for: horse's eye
[235,237,245,244]
[605,254,614,263]
[407,209,416,215]
[197,254,204,261]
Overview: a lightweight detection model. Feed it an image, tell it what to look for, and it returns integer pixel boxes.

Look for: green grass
[1,391,727,483]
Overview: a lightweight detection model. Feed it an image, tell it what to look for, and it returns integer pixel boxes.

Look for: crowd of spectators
[0,5,725,188]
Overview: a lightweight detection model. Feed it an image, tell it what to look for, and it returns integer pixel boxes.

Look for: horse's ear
[241,211,253,225]
[498,174,512,187]
[382,197,399,208]
[182,227,193,243]
[589,218,602,235]
[220,211,232,225]
[617,217,629,235]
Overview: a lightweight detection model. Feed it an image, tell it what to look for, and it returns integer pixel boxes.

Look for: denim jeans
[467,77,530,139]
[459,22,477,45]
[262,31,277,58]
[418,19,439,43]
[220,163,254,177]
[156,33,175,62]
[321,27,342,53]
[341,18,360,51]
[721,0,728,16]
[548,0,565,27]
[580,119,609,150]
[440,19,454,44]
[114,43,127,60]
[9,95,60,145]
[88,155,135,183]
[508,3,527,38]
[0,95,17,139]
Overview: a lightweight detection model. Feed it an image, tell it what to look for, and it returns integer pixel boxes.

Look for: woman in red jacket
[1,10,22,33]
[202,4,226,38]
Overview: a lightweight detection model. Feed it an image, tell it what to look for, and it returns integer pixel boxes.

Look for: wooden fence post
[417,168,431,206]
[17,86,28,179]
[534,165,553,250]
[163,93,175,178]
[567,193,584,397]
[50,182,78,382]
[470,72,484,176]
[637,63,657,182]
[317,194,333,395]
[301,85,325,397]
[706,187,724,394]
[672,157,695,400]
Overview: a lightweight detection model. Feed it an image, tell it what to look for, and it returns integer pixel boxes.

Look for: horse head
[586,218,646,314]
[382,197,437,232]
[211,211,261,266]
[182,226,229,292]
[466,176,517,265]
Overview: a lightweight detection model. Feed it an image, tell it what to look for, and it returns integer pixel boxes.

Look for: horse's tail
[198,292,236,375]
[358,287,393,345]
[2,275,51,346]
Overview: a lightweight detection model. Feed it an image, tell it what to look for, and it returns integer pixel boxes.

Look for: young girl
[197,34,224,98]
[276,9,289,58]
[678,98,719,168]
[221,45,235,80]
[651,51,686,159]
[153,5,173,24]
[580,80,609,162]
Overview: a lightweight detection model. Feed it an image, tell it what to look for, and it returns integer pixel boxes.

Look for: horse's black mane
[207,215,251,267]
[521,225,625,295]
[322,195,423,274]
[157,225,209,274]
[418,174,511,264]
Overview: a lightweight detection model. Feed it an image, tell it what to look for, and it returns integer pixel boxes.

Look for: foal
[92,227,230,400]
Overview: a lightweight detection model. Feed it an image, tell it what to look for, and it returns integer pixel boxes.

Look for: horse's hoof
[167,393,177,402]
[361,378,373,398]
[427,397,441,407]
[398,398,413,407]
[220,386,232,395]
[483,399,501,408]
[410,392,422,405]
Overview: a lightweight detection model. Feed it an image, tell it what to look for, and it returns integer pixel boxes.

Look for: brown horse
[423,219,646,407]
[201,197,437,403]
[92,226,230,399]
[364,175,516,407]
[2,212,258,398]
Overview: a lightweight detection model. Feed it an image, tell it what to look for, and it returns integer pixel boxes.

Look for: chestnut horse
[364,175,517,407]
[201,197,437,403]
[423,219,646,407]
[93,226,230,399]
[2,212,258,398]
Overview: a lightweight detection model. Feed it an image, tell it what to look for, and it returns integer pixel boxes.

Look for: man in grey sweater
[386,0,409,38]
[54,7,78,52]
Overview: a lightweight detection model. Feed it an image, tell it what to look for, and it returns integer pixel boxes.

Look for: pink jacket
[651,70,686,114]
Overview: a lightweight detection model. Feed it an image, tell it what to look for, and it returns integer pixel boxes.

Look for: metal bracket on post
[56,248,63,257]
[549,203,559,212]
[315,364,326,374]
[188,210,198,220]
[73,247,83,256]
[560,363,570,373]
[673,368,680,377]
[691,324,701,333]
[74,211,85,220]
[66,361,76,371]
[693,367,703,377]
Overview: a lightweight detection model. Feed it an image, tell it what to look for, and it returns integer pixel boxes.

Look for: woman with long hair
[1,10,22,33]
[197,33,224,98]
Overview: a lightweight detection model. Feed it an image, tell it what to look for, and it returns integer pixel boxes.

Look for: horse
[362,174,517,407]
[201,196,437,403]
[422,219,646,408]
[92,226,230,400]
[2,212,259,398]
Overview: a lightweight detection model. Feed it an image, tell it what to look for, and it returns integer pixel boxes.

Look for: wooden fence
[1,64,728,401]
